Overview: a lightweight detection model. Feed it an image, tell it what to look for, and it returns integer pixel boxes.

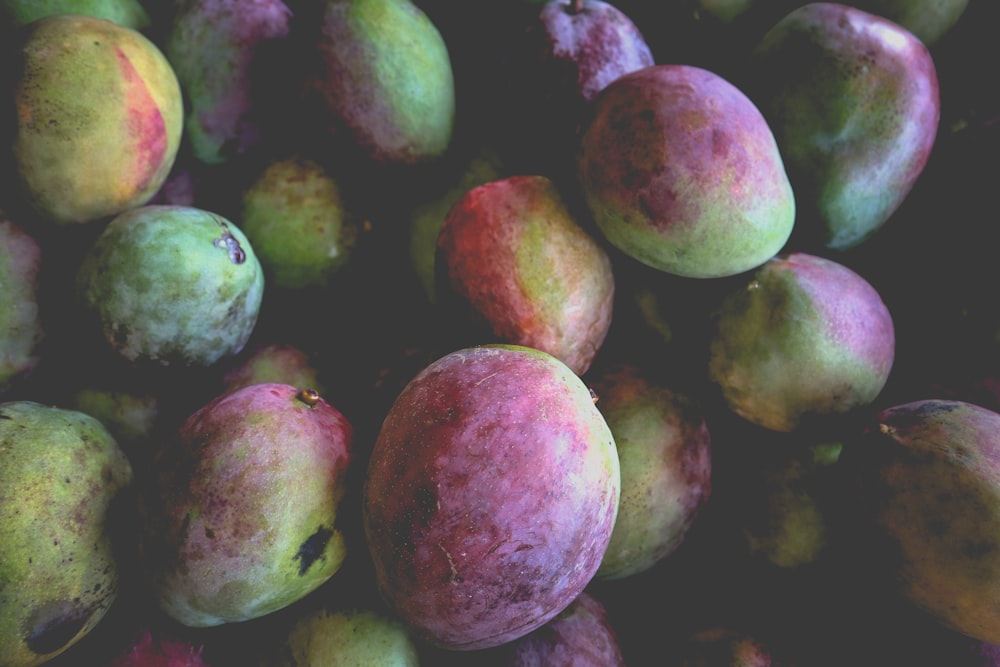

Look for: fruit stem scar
[879,423,895,436]
[296,388,321,407]
[210,215,246,264]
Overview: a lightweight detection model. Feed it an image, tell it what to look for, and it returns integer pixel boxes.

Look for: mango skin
[0,401,133,667]
[363,345,620,650]
[707,252,895,432]
[0,214,42,394]
[436,174,615,376]
[308,0,455,167]
[577,63,795,279]
[166,0,292,165]
[848,400,1000,645]
[749,2,940,251]
[75,205,265,368]
[0,0,151,30]
[9,15,183,225]
[138,383,353,627]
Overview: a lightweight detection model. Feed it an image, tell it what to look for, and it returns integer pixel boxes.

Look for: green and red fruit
[0,212,42,394]
[577,63,796,278]
[707,252,894,432]
[436,174,614,375]
[6,14,183,225]
[363,345,620,650]
[138,383,353,627]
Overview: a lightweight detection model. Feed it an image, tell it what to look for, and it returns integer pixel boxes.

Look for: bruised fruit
[305,0,455,167]
[747,2,940,251]
[436,174,615,376]
[7,14,183,224]
[590,363,712,580]
[577,63,795,278]
[0,401,133,667]
[363,344,620,650]
[707,252,894,432]
[138,383,353,627]
[848,400,1000,645]
[0,212,42,394]
[165,0,293,165]
[75,205,265,368]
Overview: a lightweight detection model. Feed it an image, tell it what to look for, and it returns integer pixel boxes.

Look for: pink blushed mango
[577,63,795,279]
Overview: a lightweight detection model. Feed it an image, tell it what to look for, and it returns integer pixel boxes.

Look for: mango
[7,15,183,225]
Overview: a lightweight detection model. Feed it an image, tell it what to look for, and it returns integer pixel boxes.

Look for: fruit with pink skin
[577,63,795,278]
[746,2,940,251]
[489,591,626,666]
[0,212,42,393]
[166,0,293,165]
[707,252,894,432]
[363,344,620,650]
[436,174,615,376]
[848,399,1000,645]
[6,14,183,225]
[138,383,353,627]
[109,629,209,667]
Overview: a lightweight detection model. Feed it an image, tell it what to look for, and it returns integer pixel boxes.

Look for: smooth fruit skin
[0,401,133,667]
[75,205,265,368]
[707,252,894,432]
[849,400,1000,645]
[436,174,615,376]
[0,213,42,393]
[308,0,455,166]
[590,364,712,581]
[577,64,795,278]
[749,2,940,251]
[165,0,292,165]
[138,383,353,627]
[0,0,151,29]
[9,15,183,225]
[363,345,620,650]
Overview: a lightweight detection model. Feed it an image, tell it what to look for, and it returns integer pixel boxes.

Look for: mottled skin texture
[750,2,940,251]
[852,400,1000,644]
[109,630,209,667]
[363,345,620,650]
[708,252,894,432]
[0,216,42,393]
[0,402,133,667]
[240,155,357,289]
[437,175,615,376]
[10,15,182,224]
[496,592,626,667]
[138,383,353,627]
[166,0,292,165]
[268,607,419,667]
[0,0,151,29]
[220,342,324,396]
[590,364,712,580]
[75,205,265,368]
[309,0,455,166]
[577,64,795,278]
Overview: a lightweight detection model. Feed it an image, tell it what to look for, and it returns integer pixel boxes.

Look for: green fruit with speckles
[6,14,183,225]
[849,400,1000,644]
[75,204,265,368]
[306,0,455,167]
[240,155,359,289]
[0,401,133,667]
[138,383,353,627]
[0,212,43,394]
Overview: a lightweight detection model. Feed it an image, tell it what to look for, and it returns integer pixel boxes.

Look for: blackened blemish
[213,231,246,265]
[24,599,97,655]
[294,526,334,576]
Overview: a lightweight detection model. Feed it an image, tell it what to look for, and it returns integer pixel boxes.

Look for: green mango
[75,205,265,368]
[0,401,133,667]
[6,14,183,225]
[747,2,940,251]
[0,0,151,30]
[306,0,456,167]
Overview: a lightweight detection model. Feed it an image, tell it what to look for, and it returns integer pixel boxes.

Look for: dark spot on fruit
[296,388,321,407]
[204,527,215,539]
[24,599,97,655]
[294,525,334,575]
[213,231,246,264]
